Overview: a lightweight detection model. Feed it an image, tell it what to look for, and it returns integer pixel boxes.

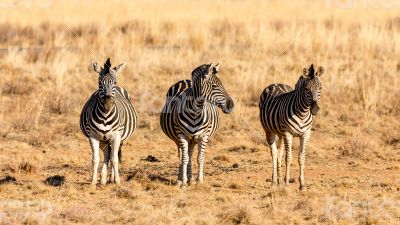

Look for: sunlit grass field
[0,0,399,224]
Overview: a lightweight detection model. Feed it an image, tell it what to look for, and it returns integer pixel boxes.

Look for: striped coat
[259,64,324,190]
[160,63,234,187]
[80,58,137,186]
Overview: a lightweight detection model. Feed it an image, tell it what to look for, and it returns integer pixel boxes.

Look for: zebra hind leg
[266,133,278,186]
[277,136,284,185]
[187,142,196,185]
[283,134,293,185]
[176,143,183,186]
[100,142,109,185]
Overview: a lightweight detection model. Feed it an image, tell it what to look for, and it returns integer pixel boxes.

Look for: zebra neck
[185,89,205,116]
[293,88,312,116]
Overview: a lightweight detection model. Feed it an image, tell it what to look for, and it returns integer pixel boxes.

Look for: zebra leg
[110,135,122,185]
[283,134,293,185]
[110,144,121,183]
[277,136,284,185]
[299,130,311,190]
[188,142,196,185]
[176,142,183,186]
[110,166,115,183]
[89,138,100,187]
[197,139,208,183]
[266,133,278,186]
[178,138,189,187]
[100,142,109,185]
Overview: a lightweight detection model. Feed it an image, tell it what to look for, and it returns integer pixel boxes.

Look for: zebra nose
[222,98,234,114]
[311,101,319,115]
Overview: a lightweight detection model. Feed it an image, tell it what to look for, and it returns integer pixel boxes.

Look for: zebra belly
[86,127,124,142]
[264,116,312,137]
[175,117,217,140]
[286,117,312,136]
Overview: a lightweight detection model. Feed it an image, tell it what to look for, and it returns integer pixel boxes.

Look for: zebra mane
[191,64,211,80]
[295,76,308,90]
[97,58,113,76]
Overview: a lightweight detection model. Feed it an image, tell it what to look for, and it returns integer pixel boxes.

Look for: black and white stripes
[78,60,324,190]
[259,64,324,190]
[160,63,234,187]
[80,58,137,186]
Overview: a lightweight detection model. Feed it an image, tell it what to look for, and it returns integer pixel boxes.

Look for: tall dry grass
[0,0,399,224]
[0,1,398,146]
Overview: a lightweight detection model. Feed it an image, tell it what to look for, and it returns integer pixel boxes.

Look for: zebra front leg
[187,142,196,185]
[100,143,110,185]
[176,143,183,186]
[197,139,208,183]
[109,166,115,183]
[266,134,278,186]
[277,136,284,185]
[178,138,189,187]
[299,130,311,190]
[283,134,293,185]
[89,138,100,187]
[111,135,122,185]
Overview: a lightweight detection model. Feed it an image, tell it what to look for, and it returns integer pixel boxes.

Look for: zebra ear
[308,64,315,79]
[316,66,324,77]
[114,63,126,74]
[207,63,219,77]
[212,63,220,75]
[91,61,102,73]
[302,68,308,78]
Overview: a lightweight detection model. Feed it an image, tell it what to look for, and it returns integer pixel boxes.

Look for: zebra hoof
[176,180,183,186]
[180,183,188,189]
[188,179,196,186]
[299,185,306,191]
[100,179,107,186]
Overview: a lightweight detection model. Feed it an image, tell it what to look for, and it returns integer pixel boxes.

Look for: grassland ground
[0,0,399,224]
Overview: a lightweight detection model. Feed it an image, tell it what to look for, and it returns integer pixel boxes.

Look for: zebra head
[91,58,126,112]
[192,63,234,114]
[299,64,324,115]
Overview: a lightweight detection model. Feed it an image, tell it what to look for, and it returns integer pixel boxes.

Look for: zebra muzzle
[311,101,319,115]
[222,98,234,114]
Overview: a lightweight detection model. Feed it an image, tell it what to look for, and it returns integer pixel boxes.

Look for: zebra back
[259,83,293,109]
[166,80,192,98]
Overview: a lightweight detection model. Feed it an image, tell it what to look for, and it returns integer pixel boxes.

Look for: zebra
[160,63,234,187]
[259,64,324,190]
[80,58,137,186]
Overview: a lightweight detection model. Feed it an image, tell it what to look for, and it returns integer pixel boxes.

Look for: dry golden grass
[0,0,399,224]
